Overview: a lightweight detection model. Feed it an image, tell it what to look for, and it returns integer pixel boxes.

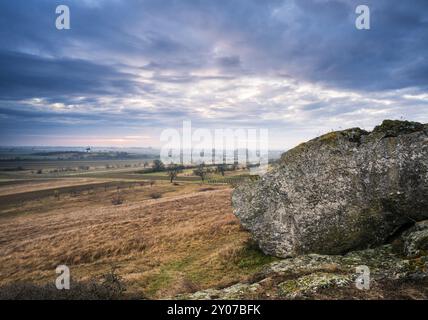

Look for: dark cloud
[0,0,427,147]
[2,0,427,92]
[0,51,140,101]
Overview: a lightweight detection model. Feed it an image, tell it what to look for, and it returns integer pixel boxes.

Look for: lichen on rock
[232,120,428,258]
[396,220,428,257]
[178,244,427,300]
[278,273,351,298]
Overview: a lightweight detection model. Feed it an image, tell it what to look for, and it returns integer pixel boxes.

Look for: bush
[152,160,165,172]
[111,192,124,205]
[100,266,126,298]
[0,268,129,300]
[149,192,162,199]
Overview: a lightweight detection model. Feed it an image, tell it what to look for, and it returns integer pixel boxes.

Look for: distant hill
[0,146,160,161]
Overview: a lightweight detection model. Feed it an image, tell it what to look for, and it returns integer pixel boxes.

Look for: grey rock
[177,245,427,300]
[177,283,262,300]
[400,220,428,257]
[232,120,428,257]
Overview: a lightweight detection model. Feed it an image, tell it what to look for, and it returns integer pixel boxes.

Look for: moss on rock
[373,119,425,137]
[232,120,428,258]
[178,244,428,300]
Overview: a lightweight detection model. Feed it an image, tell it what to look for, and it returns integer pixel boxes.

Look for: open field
[0,178,113,196]
[0,174,275,299]
[1,163,427,300]
[0,161,151,182]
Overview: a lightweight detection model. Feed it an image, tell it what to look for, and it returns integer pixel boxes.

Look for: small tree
[215,164,226,176]
[152,160,165,172]
[193,164,207,182]
[167,163,183,183]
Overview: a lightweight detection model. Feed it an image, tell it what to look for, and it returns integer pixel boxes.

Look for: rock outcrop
[395,220,428,257]
[178,244,428,300]
[232,120,428,258]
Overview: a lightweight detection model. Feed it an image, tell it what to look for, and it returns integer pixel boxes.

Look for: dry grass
[0,178,111,196]
[0,180,273,299]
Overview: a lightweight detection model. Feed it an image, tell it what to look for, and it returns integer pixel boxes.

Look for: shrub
[0,268,129,300]
[111,191,124,205]
[100,266,126,298]
[152,160,165,172]
[149,192,162,199]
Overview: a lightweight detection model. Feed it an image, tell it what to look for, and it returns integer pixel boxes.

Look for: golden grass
[0,180,275,299]
[0,178,111,196]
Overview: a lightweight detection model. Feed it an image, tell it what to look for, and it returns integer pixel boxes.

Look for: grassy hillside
[0,178,276,299]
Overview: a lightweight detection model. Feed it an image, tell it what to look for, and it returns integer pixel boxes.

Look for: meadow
[0,159,275,299]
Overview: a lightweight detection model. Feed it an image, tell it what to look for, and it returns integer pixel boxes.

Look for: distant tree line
[140,160,243,183]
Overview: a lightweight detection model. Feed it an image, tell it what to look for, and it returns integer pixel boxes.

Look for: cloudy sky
[0,0,427,149]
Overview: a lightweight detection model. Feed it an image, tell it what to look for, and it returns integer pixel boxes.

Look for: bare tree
[167,163,183,183]
[193,164,207,182]
[215,164,226,176]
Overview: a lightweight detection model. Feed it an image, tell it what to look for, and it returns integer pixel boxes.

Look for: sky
[0,0,427,150]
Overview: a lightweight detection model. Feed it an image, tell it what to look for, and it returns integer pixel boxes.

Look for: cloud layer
[0,0,427,148]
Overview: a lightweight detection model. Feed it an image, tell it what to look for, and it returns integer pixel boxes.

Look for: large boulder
[232,120,428,258]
